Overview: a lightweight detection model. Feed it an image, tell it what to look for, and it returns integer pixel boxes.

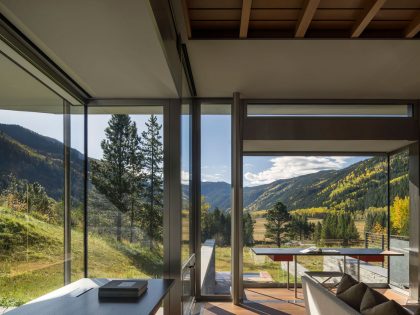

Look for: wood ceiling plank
[295,0,321,37]
[182,0,192,38]
[250,9,300,20]
[187,0,242,9]
[351,0,387,37]
[252,0,304,9]
[375,9,419,21]
[404,13,420,37]
[189,9,241,21]
[240,0,253,38]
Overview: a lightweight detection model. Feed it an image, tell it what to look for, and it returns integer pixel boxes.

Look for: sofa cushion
[336,273,359,295]
[337,282,368,311]
[361,300,411,315]
[360,287,389,312]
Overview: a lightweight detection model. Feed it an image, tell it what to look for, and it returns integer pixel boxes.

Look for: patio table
[251,247,403,298]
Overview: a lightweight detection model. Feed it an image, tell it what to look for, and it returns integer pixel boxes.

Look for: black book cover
[98,280,148,298]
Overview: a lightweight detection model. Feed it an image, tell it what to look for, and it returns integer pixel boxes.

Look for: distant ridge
[184,153,408,212]
[0,123,408,211]
[0,123,84,201]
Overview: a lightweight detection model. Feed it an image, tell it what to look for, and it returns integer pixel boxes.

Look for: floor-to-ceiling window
[242,154,390,289]
[389,149,409,290]
[87,106,164,279]
[181,101,194,314]
[200,103,232,296]
[0,52,68,307]
[69,104,86,281]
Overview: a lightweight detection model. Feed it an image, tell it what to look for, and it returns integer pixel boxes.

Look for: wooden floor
[196,288,412,315]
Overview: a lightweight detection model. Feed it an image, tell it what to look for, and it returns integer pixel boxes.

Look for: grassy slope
[0,207,162,306]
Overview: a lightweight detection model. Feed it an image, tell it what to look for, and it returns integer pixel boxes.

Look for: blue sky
[0,110,368,187]
[0,110,161,160]
[199,113,369,186]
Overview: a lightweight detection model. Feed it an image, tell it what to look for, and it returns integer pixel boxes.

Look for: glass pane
[200,103,232,296]
[87,106,164,279]
[389,149,409,290]
[70,105,85,281]
[0,53,65,306]
[242,155,389,290]
[181,103,192,264]
[247,104,412,117]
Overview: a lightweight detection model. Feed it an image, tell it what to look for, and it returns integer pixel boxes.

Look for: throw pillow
[337,282,368,311]
[361,300,411,315]
[360,287,389,312]
[336,273,359,295]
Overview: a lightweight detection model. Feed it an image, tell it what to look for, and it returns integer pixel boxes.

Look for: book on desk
[98,280,148,298]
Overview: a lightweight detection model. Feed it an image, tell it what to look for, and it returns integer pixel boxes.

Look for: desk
[251,247,403,298]
[7,278,174,315]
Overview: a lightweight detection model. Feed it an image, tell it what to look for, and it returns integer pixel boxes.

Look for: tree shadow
[109,241,164,277]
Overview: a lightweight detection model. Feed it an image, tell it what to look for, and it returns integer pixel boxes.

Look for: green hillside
[0,206,162,306]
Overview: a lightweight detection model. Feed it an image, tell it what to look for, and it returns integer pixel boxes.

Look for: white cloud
[201,165,230,183]
[202,173,224,182]
[244,156,352,186]
[181,170,190,185]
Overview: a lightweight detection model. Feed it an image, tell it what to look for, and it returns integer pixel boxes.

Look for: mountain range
[0,123,409,212]
[190,153,408,212]
[0,124,84,200]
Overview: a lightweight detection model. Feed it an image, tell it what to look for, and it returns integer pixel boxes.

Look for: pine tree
[201,196,212,241]
[91,114,140,242]
[265,202,291,247]
[127,122,143,243]
[140,115,164,248]
[314,222,322,244]
[243,211,255,246]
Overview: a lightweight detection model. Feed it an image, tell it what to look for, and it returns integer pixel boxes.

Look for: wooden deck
[196,288,414,315]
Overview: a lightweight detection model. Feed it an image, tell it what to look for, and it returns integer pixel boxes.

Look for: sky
[0,109,369,187]
[0,109,161,160]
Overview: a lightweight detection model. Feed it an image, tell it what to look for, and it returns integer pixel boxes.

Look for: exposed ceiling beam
[404,13,420,38]
[239,0,252,38]
[181,0,192,38]
[351,0,386,38]
[295,0,320,38]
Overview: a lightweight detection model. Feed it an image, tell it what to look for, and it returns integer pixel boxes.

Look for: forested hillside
[188,154,408,213]
[0,124,84,201]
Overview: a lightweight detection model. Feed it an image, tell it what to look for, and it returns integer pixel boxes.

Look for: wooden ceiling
[182,0,420,39]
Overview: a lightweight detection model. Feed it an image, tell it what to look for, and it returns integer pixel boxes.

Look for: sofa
[302,274,415,315]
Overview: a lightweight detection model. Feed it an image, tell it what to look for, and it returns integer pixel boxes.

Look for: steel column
[192,99,202,299]
[232,92,243,304]
[164,100,182,315]
[63,100,71,284]
[409,142,420,302]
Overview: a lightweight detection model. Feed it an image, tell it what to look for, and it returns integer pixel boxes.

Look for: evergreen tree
[127,122,143,243]
[265,202,291,246]
[321,211,359,245]
[314,222,322,244]
[243,211,255,246]
[91,114,139,241]
[201,196,212,241]
[140,115,164,248]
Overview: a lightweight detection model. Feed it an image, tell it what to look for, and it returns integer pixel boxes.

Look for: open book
[300,247,322,254]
